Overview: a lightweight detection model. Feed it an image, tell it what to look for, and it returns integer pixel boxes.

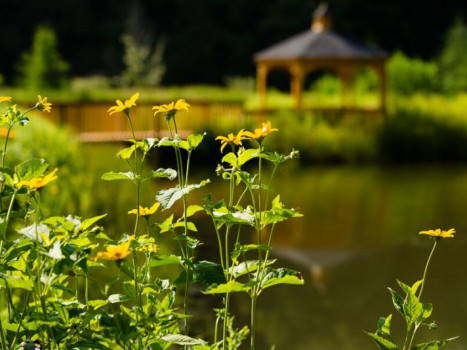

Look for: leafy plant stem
[407,324,419,350]
[251,294,257,350]
[222,226,231,348]
[264,164,278,212]
[1,124,14,169]
[0,303,7,350]
[9,292,30,350]
[3,190,17,238]
[418,239,438,300]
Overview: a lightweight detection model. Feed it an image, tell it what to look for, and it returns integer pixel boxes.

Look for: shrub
[17,26,69,90]
[439,18,467,93]
[387,51,438,95]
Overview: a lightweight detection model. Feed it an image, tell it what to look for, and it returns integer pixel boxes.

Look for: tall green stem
[418,239,438,300]
[250,295,257,350]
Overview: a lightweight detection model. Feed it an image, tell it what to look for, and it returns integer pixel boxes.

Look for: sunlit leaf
[108,294,130,304]
[377,314,393,336]
[204,280,252,294]
[101,171,136,182]
[149,255,182,267]
[162,334,207,346]
[259,267,304,290]
[156,180,210,210]
[140,168,177,182]
[80,214,107,231]
[411,337,458,350]
[366,332,399,349]
[15,158,48,180]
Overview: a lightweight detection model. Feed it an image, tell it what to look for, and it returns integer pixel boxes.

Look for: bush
[17,26,69,90]
[387,51,438,95]
[310,74,340,95]
[439,18,467,93]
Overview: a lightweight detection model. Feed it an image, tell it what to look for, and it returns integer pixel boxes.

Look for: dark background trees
[1,0,466,85]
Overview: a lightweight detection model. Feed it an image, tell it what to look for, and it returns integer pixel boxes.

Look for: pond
[189,165,467,350]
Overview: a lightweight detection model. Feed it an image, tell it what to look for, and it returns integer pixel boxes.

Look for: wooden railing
[44,102,246,142]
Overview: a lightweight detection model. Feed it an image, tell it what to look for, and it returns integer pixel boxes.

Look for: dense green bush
[387,51,438,94]
[439,18,467,93]
[17,26,69,90]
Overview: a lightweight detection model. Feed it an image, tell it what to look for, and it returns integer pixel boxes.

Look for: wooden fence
[44,102,247,142]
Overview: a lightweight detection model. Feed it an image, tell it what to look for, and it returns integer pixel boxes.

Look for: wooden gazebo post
[257,63,269,110]
[290,63,305,109]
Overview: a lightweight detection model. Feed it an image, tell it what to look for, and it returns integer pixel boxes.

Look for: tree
[17,26,69,90]
[439,18,467,93]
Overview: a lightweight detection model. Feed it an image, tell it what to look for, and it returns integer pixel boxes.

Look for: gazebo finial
[312,2,332,32]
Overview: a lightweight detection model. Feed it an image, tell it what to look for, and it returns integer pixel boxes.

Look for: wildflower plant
[366,229,458,350]
[0,92,303,349]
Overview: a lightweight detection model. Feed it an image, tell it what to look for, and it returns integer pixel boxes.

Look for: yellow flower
[36,95,52,113]
[16,168,58,190]
[0,128,15,139]
[128,202,160,216]
[216,129,249,153]
[95,240,132,262]
[108,92,139,116]
[245,121,278,140]
[152,99,190,117]
[419,228,455,239]
[139,244,158,253]
[0,96,12,103]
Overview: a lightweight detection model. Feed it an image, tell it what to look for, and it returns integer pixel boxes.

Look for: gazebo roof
[254,29,386,61]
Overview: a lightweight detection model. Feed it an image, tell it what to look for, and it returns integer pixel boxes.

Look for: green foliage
[388,52,438,95]
[119,34,165,87]
[310,74,340,95]
[439,18,467,93]
[17,26,69,90]
[366,237,457,350]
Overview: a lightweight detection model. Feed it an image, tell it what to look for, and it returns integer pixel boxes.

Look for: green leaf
[88,299,108,310]
[221,153,237,167]
[149,255,182,267]
[15,158,48,180]
[398,280,423,327]
[237,148,260,166]
[162,334,207,346]
[184,205,204,218]
[193,261,226,288]
[108,294,130,304]
[156,180,210,210]
[0,273,33,290]
[52,283,74,296]
[80,214,107,231]
[230,259,275,278]
[259,268,304,290]
[419,303,433,323]
[116,145,135,159]
[411,280,423,294]
[173,221,198,232]
[204,280,252,294]
[411,337,458,350]
[140,168,177,182]
[388,287,405,317]
[101,171,136,182]
[155,214,174,233]
[187,133,205,150]
[366,332,400,349]
[212,206,256,226]
[377,314,393,336]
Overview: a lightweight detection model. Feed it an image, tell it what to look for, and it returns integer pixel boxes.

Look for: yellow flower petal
[0,96,12,103]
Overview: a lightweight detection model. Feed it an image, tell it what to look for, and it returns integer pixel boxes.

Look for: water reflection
[195,165,467,350]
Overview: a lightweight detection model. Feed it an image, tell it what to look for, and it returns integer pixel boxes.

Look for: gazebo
[254,3,387,112]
